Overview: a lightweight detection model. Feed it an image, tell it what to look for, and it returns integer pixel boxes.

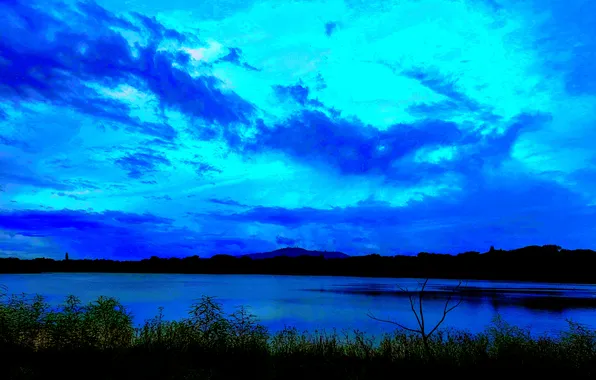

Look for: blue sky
[1,0,595,259]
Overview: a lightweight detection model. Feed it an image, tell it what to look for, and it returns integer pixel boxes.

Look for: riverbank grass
[1,292,596,379]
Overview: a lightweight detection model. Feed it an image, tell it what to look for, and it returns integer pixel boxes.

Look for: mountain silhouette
[240,247,350,260]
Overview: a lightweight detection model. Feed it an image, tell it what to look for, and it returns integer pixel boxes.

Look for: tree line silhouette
[1,244,595,283]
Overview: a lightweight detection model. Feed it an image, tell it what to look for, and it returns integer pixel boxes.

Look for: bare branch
[426,280,464,338]
[408,294,423,330]
[418,279,428,333]
[367,278,465,353]
[445,297,463,314]
[366,311,421,334]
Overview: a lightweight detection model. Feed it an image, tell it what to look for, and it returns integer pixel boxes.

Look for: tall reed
[1,291,595,379]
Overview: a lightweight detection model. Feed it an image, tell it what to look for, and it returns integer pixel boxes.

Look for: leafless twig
[367,278,465,356]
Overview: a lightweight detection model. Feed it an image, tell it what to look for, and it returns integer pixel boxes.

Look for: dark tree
[65,252,69,261]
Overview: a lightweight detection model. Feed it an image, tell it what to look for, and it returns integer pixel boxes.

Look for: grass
[1,290,596,379]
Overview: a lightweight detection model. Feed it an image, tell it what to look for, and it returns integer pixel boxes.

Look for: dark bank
[2,245,596,284]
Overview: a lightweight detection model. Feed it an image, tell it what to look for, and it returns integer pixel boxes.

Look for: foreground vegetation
[1,288,596,379]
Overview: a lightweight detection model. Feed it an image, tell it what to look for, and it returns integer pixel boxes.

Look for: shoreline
[2,270,596,286]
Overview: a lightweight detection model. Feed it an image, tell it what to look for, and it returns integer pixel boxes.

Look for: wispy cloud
[115,149,171,179]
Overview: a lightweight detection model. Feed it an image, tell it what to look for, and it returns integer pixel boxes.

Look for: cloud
[0,157,75,191]
[0,209,172,232]
[0,210,101,234]
[202,174,596,253]
[402,67,480,108]
[0,208,183,259]
[208,198,247,207]
[182,160,222,177]
[400,66,503,125]
[115,149,171,178]
[0,0,255,137]
[248,110,465,177]
[273,82,325,108]
[211,238,247,251]
[215,47,260,71]
[325,22,338,37]
[128,10,187,41]
[529,0,596,96]
[144,194,173,201]
[276,235,296,246]
[0,135,32,151]
[101,211,173,225]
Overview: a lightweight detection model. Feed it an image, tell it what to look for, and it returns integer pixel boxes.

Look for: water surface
[2,273,596,338]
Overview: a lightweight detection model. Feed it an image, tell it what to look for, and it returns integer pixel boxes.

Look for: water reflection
[2,273,596,337]
[303,282,596,312]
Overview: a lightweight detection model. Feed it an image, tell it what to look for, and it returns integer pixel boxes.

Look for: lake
[2,273,596,338]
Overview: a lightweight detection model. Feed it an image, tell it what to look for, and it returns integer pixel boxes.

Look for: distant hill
[240,247,350,260]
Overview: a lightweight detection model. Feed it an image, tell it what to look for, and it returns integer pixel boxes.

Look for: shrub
[1,288,596,379]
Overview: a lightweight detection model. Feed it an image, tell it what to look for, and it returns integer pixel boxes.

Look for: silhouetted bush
[1,291,596,379]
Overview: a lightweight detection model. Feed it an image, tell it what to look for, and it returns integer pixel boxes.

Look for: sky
[0,0,595,260]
